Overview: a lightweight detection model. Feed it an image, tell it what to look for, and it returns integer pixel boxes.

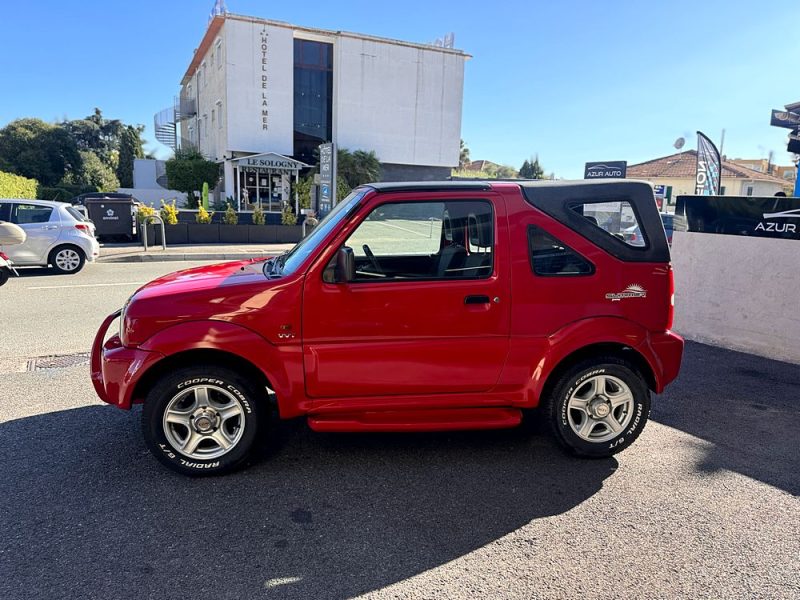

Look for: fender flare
[135,320,305,418]
[527,317,662,403]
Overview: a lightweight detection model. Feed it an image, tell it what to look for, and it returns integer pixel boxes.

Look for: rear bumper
[90,310,163,409]
[638,330,684,393]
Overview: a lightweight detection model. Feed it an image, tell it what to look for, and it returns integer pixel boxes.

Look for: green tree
[337,148,381,188]
[62,150,119,191]
[459,139,470,169]
[165,148,220,208]
[520,156,545,179]
[0,118,82,186]
[61,108,135,169]
[495,165,518,179]
[116,125,144,188]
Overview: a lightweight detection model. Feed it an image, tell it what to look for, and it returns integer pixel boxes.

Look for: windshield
[266,189,367,277]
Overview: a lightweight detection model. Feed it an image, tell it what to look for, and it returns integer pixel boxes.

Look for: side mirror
[327,245,354,283]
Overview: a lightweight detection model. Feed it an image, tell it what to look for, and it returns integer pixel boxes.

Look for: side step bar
[307,407,523,433]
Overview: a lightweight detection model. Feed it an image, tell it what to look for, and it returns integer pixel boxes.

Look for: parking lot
[1,262,798,599]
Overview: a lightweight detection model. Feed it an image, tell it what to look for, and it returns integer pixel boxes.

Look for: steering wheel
[362,244,383,274]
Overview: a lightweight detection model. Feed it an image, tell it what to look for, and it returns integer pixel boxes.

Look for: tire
[49,245,85,274]
[543,357,650,458]
[0,268,9,287]
[142,366,265,476]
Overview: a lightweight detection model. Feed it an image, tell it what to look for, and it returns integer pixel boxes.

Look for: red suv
[92,181,683,475]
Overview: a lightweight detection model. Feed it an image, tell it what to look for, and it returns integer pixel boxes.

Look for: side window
[528,226,593,276]
[569,200,647,248]
[11,204,53,224]
[0,202,10,221]
[340,200,494,281]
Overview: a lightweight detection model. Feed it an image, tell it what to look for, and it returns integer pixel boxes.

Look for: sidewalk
[97,243,295,263]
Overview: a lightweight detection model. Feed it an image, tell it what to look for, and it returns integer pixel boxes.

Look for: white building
[168,12,469,209]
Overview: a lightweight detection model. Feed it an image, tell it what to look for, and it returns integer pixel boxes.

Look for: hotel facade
[163,13,468,209]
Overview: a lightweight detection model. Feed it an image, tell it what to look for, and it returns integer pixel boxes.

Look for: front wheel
[544,357,650,457]
[142,366,265,476]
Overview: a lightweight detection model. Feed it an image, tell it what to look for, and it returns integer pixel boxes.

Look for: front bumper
[90,310,163,409]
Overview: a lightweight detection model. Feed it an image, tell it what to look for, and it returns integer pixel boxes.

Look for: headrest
[467,213,492,248]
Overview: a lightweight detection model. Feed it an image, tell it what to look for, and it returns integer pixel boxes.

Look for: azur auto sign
[584,161,627,179]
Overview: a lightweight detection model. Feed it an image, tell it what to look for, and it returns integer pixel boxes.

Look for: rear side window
[11,204,53,224]
[66,207,88,222]
[0,202,10,221]
[570,200,646,248]
[528,226,593,276]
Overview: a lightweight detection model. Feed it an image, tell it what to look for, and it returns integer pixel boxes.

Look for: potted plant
[248,205,275,243]
[220,203,248,243]
[158,199,188,244]
[186,205,219,243]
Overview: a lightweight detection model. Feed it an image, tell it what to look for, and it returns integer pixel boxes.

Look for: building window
[203,115,208,139]
[746,185,754,196]
[215,40,223,68]
[201,62,207,87]
[293,39,333,165]
[216,101,223,128]
[211,109,215,128]
[720,186,726,195]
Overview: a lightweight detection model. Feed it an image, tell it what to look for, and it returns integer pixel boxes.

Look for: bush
[160,199,179,225]
[196,205,213,224]
[252,205,265,225]
[165,148,221,209]
[0,170,38,199]
[136,204,156,223]
[223,203,238,225]
[281,203,297,225]
[37,187,72,201]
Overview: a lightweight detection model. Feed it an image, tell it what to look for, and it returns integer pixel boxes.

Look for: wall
[334,37,464,167]
[639,176,785,201]
[118,188,189,208]
[224,19,294,156]
[671,231,800,364]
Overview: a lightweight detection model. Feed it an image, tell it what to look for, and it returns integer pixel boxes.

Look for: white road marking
[27,282,147,290]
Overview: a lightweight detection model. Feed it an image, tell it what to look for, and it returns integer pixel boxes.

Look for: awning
[233,152,309,172]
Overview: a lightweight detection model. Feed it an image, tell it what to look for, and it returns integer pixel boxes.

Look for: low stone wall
[671,231,800,364]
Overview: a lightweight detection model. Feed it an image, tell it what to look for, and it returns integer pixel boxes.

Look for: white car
[0,199,100,274]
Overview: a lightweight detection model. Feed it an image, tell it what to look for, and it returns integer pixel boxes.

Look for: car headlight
[119,298,132,344]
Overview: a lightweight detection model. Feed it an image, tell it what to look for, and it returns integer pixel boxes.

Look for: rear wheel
[544,357,650,457]
[0,268,9,287]
[49,245,85,274]
[142,366,265,476]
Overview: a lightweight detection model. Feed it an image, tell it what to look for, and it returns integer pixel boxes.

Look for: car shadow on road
[653,340,799,496]
[1,406,616,600]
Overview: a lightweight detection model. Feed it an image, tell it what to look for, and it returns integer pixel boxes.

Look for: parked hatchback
[0,199,100,274]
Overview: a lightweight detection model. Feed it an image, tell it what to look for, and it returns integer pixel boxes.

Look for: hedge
[0,171,38,199]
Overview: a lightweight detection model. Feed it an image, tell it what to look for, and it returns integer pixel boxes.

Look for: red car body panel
[91,182,684,430]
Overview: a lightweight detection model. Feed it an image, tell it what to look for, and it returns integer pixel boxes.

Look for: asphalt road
[1,263,798,599]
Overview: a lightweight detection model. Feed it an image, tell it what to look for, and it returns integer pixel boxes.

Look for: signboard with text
[319,143,336,215]
[675,195,800,240]
[584,161,627,179]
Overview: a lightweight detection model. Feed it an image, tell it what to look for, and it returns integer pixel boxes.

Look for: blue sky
[0,0,797,178]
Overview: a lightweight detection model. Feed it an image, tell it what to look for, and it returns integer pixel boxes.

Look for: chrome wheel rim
[163,384,246,460]
[55,248,81,271]
[567,374,634,443]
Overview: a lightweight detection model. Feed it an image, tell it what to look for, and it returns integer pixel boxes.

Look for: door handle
[42,225,58,230]
[464,294,491,305]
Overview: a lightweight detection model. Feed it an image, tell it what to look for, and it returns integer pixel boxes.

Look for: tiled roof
[627,150,788,184]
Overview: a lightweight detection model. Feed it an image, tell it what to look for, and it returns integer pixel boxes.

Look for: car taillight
[75,223,91,233]
[0,252,8,261]
[667,264,675,330]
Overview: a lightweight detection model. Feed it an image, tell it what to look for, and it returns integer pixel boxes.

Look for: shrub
[281,203,297,225]
[0,170,38,199]
[37,186,75,201]
[160,199,179,225]
[223,202,238,225]
[196,205,213,224]
[252,205,266,225]
[136,204,156,223]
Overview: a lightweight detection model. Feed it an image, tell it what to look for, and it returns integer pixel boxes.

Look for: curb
[99,252,278,263]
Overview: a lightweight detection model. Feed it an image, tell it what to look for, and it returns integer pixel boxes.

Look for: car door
[302,193,511,399]
[8,203,58,265]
